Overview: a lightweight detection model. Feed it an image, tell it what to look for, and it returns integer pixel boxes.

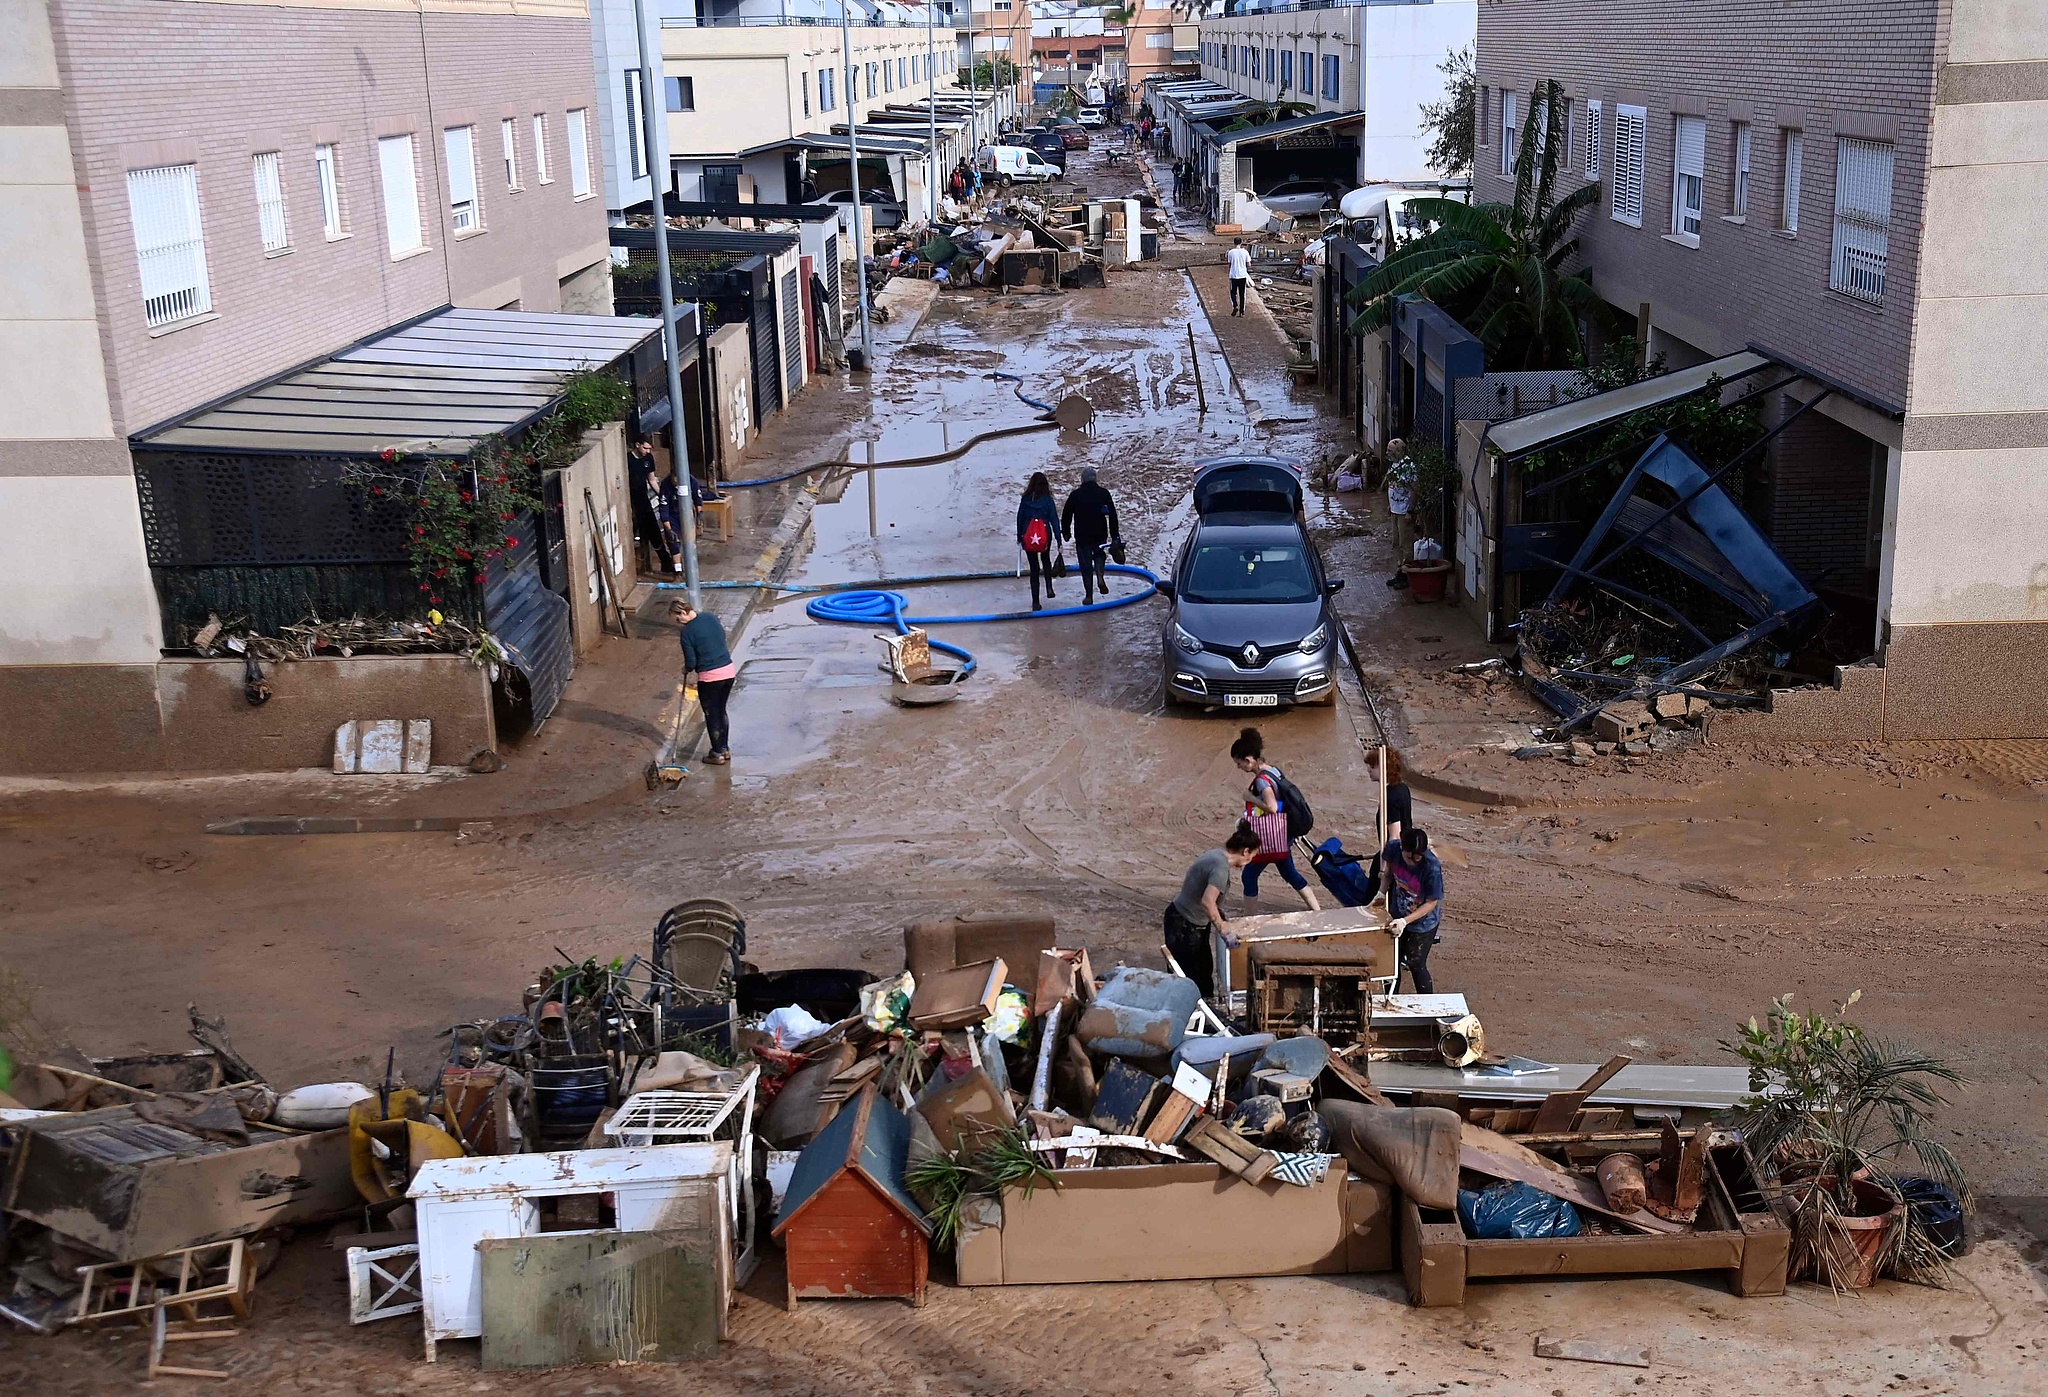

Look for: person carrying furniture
[1165,822,1263,1003]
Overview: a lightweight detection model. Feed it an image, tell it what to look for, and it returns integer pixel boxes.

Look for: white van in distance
[977,144,1061,184]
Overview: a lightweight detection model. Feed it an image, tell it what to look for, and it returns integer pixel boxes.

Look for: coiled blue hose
[659,563,1162,679]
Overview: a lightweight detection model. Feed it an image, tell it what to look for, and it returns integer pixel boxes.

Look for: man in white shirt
[1384,436,1414,588]
[1225,238,1251,315]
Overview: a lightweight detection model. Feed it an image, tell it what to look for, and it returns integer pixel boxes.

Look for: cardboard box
[954,1162,1392,1285]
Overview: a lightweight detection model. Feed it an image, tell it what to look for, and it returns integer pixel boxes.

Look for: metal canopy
[134,307,663,458]
[1213,109,1365,149]
[1486,350,1771,459]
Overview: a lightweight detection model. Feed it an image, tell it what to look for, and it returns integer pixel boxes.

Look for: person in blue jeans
[1230,728,1322,911]
[1379,826,1444,994]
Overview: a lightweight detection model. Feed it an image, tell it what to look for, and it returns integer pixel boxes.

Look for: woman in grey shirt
[1164,822,1261,1002]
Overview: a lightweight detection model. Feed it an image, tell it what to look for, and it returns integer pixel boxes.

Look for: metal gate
[482,518,573,731]
[749,292,781,418]
[778,264,804,397]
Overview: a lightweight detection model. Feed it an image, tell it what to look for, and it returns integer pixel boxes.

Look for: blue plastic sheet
[1457,1181,1583,1239]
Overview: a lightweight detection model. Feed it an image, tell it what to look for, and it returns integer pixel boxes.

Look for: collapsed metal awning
[131,307,667,458]
[1486,350,1773,460]
[1212,110,1365,149]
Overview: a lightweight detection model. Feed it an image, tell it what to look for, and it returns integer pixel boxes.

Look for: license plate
[1224,692,1280,708]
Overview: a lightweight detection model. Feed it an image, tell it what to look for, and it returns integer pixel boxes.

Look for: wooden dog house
[772,1086,930,1307]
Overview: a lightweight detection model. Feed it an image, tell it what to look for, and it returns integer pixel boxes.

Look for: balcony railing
[663,4,958,28]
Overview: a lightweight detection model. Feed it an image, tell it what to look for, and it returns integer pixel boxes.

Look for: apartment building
[1475,0,2046,738]
[1123,0,1198,95]
[1187,0,1472,223]
[659,4,965,211]
[960,0,1036,107]
[2,0,620,772]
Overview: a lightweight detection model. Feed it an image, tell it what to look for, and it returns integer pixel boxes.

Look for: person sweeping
[671,598,737,766]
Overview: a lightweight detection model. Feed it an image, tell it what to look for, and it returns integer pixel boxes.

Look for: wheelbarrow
[875,627,965,706]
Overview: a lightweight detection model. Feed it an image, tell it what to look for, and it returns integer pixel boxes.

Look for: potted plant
[1388,443,1459,600]
[1726,993,1969,1289]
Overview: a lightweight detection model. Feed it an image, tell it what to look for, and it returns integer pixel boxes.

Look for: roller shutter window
[377,134,424,257]
[1779,129,1802,232]
[1501,89,1517,175]
[444,125,480,233]
[1829,137,1892,303]
[127,163,211,326]
[1671,114,1704,239]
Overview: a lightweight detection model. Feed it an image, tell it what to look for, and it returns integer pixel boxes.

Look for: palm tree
[1348,79,1604,370]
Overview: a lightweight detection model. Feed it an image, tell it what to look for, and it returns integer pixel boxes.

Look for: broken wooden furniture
[1364,1058,1755,1132]
[955,1160,1392,1285]
[772,1087,931,1308]
[347,1242,423,1324]
[1212,905,1396,1008]
[1398,1128,1789,1306]
[71,1239,250,1326]
[1,1104,356,1261]
[601,1065,762,1283]
[409,1144,733,1361]
[903,913,1055,1009]
[875,626,964,705]
[1244,940,1380,1045]
[1364,993,1480,1062]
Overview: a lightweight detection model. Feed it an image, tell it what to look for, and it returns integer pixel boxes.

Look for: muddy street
[3,153,2047,1393]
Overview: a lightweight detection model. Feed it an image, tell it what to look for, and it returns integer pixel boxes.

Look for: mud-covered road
[3,144,2045,1395]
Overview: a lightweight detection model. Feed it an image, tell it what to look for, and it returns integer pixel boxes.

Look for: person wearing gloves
[1379,826,1444,994]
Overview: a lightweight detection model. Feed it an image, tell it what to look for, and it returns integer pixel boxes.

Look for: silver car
[1160,458,1343,709]
[1257,179,1342,219]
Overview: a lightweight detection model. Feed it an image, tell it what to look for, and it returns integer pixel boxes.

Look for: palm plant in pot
[1727,992,1969,1290]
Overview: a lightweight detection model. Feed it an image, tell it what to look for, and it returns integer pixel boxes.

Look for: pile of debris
[865,191,1165,294]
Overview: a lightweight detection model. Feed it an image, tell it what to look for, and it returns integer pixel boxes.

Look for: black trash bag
[1897,1176,1968,1257]
[1457,1181,1582,1239]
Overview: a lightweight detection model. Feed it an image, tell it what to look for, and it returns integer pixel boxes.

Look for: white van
[1338,183,1471,260]
[978,144,1061,184]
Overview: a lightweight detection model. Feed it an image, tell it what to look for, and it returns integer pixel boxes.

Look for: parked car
[1024,130,1071,169]
[978,144,1062,184]
[1056,125,1090,149]
[1076,106,1107,128]
[1159,457,1342,709]
[821,186,905,230]
[1255,179,1344,219]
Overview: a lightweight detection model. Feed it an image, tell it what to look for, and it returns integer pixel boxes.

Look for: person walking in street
[671,598,738,765]
[1016,471,1063,612]
[1165,822,1263,1002]
[1365,745,1413,845]
[1226,238,1251,315]
[1384,436,1414,589]
[1230,728,1322,912]
[1380,826,1444,994]
[1060,466,1120,605]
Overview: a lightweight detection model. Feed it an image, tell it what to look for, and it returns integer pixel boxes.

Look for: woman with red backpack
[1230,727,1322,911]
[1016,471,1064,612]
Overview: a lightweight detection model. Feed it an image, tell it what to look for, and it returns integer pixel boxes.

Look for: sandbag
[1316,1100,1462,1211]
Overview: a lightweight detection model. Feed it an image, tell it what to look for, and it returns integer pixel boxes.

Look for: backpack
[1022,517,1050,553]
[1269,769,1315,840]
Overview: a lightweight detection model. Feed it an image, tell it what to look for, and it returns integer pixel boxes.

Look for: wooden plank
[1142,1091,1198,1145]
[1529,1053,1632,1134]
[1323,1052,1394,1107]
[1398,1194,1465,1307]
[1459,1123,1683,1235]
[1464,1233,1742,1277]
[479,1230,719,1370]
[1181,1117,1276,1183]
[1533,1337,1652,1368]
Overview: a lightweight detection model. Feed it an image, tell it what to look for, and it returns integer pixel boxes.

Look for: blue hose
[987,371,1060,415]
[656,563,1162,679]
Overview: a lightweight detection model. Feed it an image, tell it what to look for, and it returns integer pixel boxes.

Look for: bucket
[1402,559,1452,602]
[1897,1176,1968,1257]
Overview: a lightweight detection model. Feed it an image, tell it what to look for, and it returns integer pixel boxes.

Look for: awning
[1486,350,1772,459]
[133,307,667,457]
[1214,110,1366,149]
[741,132,927,158]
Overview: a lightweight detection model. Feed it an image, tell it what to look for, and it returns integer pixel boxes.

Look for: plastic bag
[1457,1181,1582,1239]
[983,987,1031,1047]
[860,972,914,1033]
[1411,536,1444,562]
[759,1005,828,1048]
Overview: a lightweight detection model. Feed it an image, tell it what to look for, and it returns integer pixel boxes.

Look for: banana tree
[1348,79,1604,370]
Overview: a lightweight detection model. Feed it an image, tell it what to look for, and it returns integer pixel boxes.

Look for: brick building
[1474,0,2047,738]
[1,0,622,773]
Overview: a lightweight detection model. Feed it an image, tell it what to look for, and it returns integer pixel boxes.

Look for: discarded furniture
[1074,966,1201,1065]
[72,1239,249,1325]
[347,1243,423,1324]
[903,912,1054,1006]
[773,1087,931,1308]
[1,1105,356,1261]
[1365,993,1479,1061]
[1366,1059,1755,1131]
[1213,905,1395,1005]
[479,1230,720,1369]
[697,495,735,543]
[875,626,965,705]
[907,959,1006,1031]
[1399,1130,1789,1306]
[955,1162,1392,1285]
[409,1143,733,1361]
[1245,940,1379,1045]
[602,1066,761,1282]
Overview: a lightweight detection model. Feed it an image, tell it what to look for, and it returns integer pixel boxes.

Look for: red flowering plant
[344,369,632,619]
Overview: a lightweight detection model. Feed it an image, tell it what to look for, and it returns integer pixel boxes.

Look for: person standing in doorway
[1172,158,1187,200]
[1384,436,1414,589]
[1230,727,1322,912]
[1381,826,1444,994]
[1226,238,1251,315]
[1016,471,1063,612]
[629,438,680,575]
[1165,822,1262,1002]
[671,598,738,765]
[1060,466,1120,605]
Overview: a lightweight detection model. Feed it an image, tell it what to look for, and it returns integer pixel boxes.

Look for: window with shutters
[1610,104,1646,226]
[703,164,740,205]
[1265,48,1275,84]
[1730,121,1750,218]
[1778,128,1802,233]
[1670,114,1703,241]
[126,163,211,327]
[622,74,644,180]
[502,118,522,190]
[376,135,424,257]
[444,126,480,232]
[1584,99,1602,179]
[802,71,811,118]
[1829,137,1892,303]
[252,151,289,253]
[314,144,344,239]
[820,69,834,113]
[533,115,551,184]
[567,109,591,198]
[1500,90,1517,175]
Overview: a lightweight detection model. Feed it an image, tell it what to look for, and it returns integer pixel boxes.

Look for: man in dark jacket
[1060,466,1120,605]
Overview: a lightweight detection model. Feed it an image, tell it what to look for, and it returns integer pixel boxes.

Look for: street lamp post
[925,0,939,221]
[631,0,699,607]
[839,0,875,371]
